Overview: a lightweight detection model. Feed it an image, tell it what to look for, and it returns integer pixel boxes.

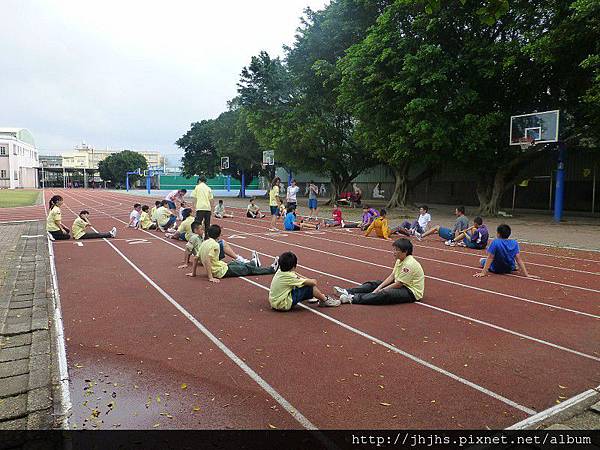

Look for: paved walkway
[0,221,63,431]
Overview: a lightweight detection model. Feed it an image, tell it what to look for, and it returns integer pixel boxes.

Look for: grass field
[0,190,41,208]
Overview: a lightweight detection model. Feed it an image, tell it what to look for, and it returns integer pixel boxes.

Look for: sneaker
[416,234,422,241]
[307,298,318,304]
[251,250,261,267]
[47,232,55,241]
[165,233,174,238]
[414,231,421,239]
[444,240,454,246]
[167,227,177,233]
[410,228,415,236]
[341,220,345,228]
[333,286,348,297]
[270,256,279,271]
[237,255,251,264]
[319,295,341,307]
[315,223,321,230]
[457,242,466,247]
[339,293,353,304]
[110,227,117,238]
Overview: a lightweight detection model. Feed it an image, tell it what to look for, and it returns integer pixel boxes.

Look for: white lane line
[21,234,45,238]
[69,192,538,417]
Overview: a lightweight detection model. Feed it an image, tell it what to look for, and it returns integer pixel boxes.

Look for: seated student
[127,204,142,228]
[323,203,358,228]
[364,208,392,239]
[419,206,469,244]
[187,225,278,282]
[246,197,265,218]
[392,205,431,238]
[447,216,488,248]
[214,199,234,219]
[166,208,193,240]
[333,238,424,305]
[284,207,320,231]
[150,201,161,225]
[72,210,117,240]
[179,222,254,270]
[156,200,177,232]
[269,251,340,310]
[360,205,379,230]
[474,224,536,278]
[140,205,157,230]
[46,195,70,240]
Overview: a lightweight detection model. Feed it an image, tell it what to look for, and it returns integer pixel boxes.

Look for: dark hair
[291,179,296,184]
[474,216,483,225]
[142,205,149,212]
[456,206,465,214]
[218,199,223,204]
[191,221,202,233]
[392,238,413,255]
[249,197,256,202]
[497,224,511,239]
[134,203,141,208]
[271,177,281,187]
[79,210,89,216]
[278,252,298,272]
[198,175,207,183]
[207,224,222,239]
[379,208,387,216]
[155,200,161,206]
[182,208,192,219]
[49,195,63,209]
[420,205,429,212]
[287,206,296,214]
[363,204,369,210]
[160,200,168,206]
[179,189,187,194]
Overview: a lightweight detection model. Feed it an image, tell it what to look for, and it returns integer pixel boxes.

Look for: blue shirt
[488,239,519,273]
[284,212,296,231]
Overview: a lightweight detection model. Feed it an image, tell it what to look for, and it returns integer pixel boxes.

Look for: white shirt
[286,185,300,202]
[165,190,183,203]
[129,210,140,225]
[417,213,431,230]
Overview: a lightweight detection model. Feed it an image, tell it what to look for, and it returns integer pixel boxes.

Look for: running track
[12,189,600,429]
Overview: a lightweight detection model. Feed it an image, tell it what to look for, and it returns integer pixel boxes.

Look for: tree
[176,120,220,178]
[98,150,147,187]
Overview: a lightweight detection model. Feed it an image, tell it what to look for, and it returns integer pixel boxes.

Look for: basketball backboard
[509,110,559,146]
[262,150,275,165]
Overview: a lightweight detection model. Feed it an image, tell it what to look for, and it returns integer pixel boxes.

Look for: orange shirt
[365,217,391,239]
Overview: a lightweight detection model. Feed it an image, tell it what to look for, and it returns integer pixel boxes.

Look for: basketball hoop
[518,136,535,150]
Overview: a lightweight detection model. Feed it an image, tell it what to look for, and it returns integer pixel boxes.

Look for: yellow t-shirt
[46,206,62,232]
[192,182,213,211]
[177,216,194,240]
[392,255,425,300]
[269,185,280,207]
[185,234,203,257]
[140,211,153,230]
[199,238,228,279]
[365,217,391,239]
[71,217,88,240]
[156,206,172,227]
[150,206,158,222]
[268,270,307,311]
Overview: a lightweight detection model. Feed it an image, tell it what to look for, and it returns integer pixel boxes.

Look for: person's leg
[353,286,416,305]
[195,210,203,222]
[346,280,382,295]
[202,210,211,236]
[452,231,467,242]
[246,211,253,218]
[50,230,70,240]
[246,262,276,276]
[420,225,439,238]
[391,225,411,236]
[480,257,486,267]
[342,222,359,228]
[438,227,454,241]
[79,232,111,239]
[222,261,250,277]
[221,241,242,260]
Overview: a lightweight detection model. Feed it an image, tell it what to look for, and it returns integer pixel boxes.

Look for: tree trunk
[327,176,350,205]
[386,162,410,209]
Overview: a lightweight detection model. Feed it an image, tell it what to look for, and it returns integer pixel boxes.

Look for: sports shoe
[416,234,422,241]
[315,223,321,230]
[457,242,466,247]
[47,232,55,241]
[270,256,279,271]
[167,227,177,233]
[339,293,353,304]
[444,240,454,246]
[410,228,415,236]
[333,286,348,297]
[414,231,421,239]
[341,220,345,228]
[237,255,251,264]
[250,250,261,267]
[318,295,341,307]
[307,297,318,304]
[110,227,117,238]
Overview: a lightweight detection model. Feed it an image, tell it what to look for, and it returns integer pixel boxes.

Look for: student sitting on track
[284,206,320,231]
[360,205,379,230]
[474,224,536,278]
[214,199,234,219]
[188,225,278,282]
[419,206,469,244]
[447,216,488,248]
[156,200,177,232]
[391,205,431,238]
[166,208,193,240]
[150,201,161,225]
[140,205,157,230]
[323,203,358,228]
[364,208,392,239]
[246,197,265,218]
[127,203,142,229]
[46,195,70,240]
[269,251,340,310]
[71,210,117,240]
[333,238,424,305]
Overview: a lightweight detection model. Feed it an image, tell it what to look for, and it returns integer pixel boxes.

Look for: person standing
[308,181,319,220]
[269,177,283,231]
[191,175,214,236]
[286,179,300,210]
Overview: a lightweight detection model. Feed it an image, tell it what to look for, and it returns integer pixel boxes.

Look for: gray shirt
[453,215,469,234]
[308,185,318,200]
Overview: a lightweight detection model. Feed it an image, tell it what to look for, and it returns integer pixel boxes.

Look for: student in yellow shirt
[166,208,193,240]
[364,208,392,240]
[268,177,282,231]
[46,195,70,240]
[333,238,424,305]
[191,175,214,236]
[140,205,157,230]
[269,252,339,310]
[156,200,177,232]
[71,210,117,240]
[150,201,161,225]
[187,225,277,282]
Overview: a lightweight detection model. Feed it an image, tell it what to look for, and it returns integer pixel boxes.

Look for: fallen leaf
[380,402,391,407]
[378,385,384,389]
[181,384,187,390]
[268,423,277,429]
[558,385,567,389]
[193,407,200,412]
[153,423,160,428]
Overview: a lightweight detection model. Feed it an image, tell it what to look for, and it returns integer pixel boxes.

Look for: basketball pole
[553,142,566,222]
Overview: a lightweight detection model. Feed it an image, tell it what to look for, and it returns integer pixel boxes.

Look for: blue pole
[553,142,566,223]
[146,172,151,194]
[126,174,130,191]
[227,175,231,192]
[241,171,246,198]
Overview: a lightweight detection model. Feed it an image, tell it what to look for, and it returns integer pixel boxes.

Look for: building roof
[0,128,36,147]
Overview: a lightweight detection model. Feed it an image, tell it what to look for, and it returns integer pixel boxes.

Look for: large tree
[176,120,220,178]
[98,150,147,187]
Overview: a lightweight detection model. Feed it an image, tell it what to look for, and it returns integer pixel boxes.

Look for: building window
[0,170,6,179]
[0,146,6,155]
[14,170,18,180]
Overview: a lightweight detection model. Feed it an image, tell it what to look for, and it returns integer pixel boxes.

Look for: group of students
[46,195,117,241]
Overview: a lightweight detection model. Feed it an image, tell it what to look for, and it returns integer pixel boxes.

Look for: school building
[0,128,40,189]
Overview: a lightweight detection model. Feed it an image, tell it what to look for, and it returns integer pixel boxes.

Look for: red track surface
[32,190,600,429]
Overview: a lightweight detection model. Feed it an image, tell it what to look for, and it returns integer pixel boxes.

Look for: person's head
[419,205,429,214]
[198,175,207,184]
[392,238,413,261]
[362,204,370,212]
[155,200,161,207]
[218,199,223,205]
[287,205,296,214]
[134,203,142,211]
[278,251,298,272]
[191,221,203,236]
[309,180,314,185]
[142,205,150,212]
[473,216,483,228]
[291,179,296,186]
[249,197,256,204]
[379,208,387,217]
[160,200,168,207]
[497,224,511,239]
[178,189,187,195]
[455,206,465,216]
[271,177,281,187]
[207,224,222,240]
[49,195,63,209]
[181,208,192,219]
[79,210,90,219]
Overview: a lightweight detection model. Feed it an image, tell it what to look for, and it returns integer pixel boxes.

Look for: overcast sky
[0,0,328,164]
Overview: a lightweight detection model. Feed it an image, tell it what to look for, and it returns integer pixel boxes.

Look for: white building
[61,143,165,170]
[0,128,39,189]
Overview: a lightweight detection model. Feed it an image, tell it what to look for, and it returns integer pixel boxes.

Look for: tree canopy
[98,150,147,187]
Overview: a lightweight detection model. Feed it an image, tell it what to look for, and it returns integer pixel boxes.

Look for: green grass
[0,190,41,208]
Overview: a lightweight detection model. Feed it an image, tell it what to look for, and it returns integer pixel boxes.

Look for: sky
[0,0,329,165]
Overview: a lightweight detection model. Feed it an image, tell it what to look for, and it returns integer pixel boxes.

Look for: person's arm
[373,271,395,293]
[301,278,317,287]
[364,220,375,237]
[515,254,538,278]
[186,255,199,277]
[382,219,392,240]
[179,249,192,268]
[474,253,494,277]
[201,252,219,283]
